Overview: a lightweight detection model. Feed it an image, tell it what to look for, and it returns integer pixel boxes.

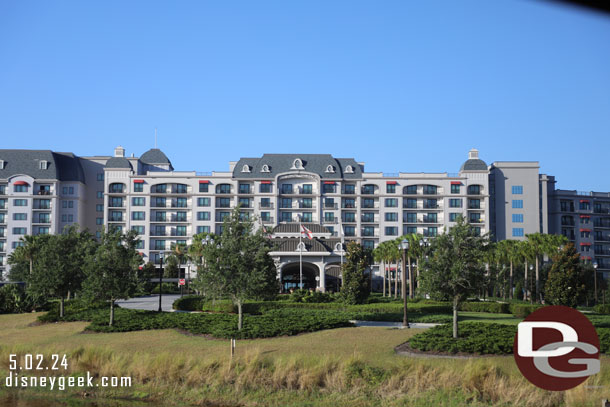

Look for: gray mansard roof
[0,150,85,182]
[140,148,171,165]
[460,158,488,171]
[233,154,362,179]
[105,156,133,170]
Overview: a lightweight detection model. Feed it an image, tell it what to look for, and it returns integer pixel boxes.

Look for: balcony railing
[324,203,338,209]
[422,217,439,223]
[260,202,274,209]
[323,218,338,224]
[109,216,125,222]
[299,203,315,209]
[261,217,274,224]
[361,216,376,223]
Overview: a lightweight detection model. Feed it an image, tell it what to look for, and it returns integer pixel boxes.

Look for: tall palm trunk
[523,261,528,301]
[394,261,398,299]
[382,260,386,296]
[509,260,514,300]
[408,255,413,299]
[535,256,540,304]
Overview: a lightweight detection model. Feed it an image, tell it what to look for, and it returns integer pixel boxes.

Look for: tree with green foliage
[340,241,372,304]
[419,218,488,338]
[193,208,277,331]
[82,228,143,326]
[545,244,586,307]
[163,254,180,278]
[526,233,568,303]
[7,235,41,282]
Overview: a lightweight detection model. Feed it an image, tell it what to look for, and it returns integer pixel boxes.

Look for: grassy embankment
[1,312,609,406]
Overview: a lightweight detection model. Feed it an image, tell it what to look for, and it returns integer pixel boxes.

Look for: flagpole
[340,221,344,287]
[299,217,303,289]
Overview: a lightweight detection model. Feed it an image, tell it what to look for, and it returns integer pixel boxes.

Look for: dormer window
[39,160,48,170]
[291,158,304,170]
[325,165,335,173]
[345,165,354,174]
[297,241,307,252]
[241,165,251,173]
[335,242,343,252]
[261,164,270,173]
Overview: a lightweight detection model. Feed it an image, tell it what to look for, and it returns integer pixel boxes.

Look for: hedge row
[39,303,353,339]
[595,304,610,315]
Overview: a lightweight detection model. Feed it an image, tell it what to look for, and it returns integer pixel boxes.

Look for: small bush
[173,295,206,311]
[598,328,610,354]
[510,304,542,318]
[409,323,516,355]
[0,284,44,314]
[595,304,610,315]
[460,302,510,314]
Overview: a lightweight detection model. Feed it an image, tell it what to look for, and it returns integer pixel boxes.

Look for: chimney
[114,146,125,157]
[468,148,479,160]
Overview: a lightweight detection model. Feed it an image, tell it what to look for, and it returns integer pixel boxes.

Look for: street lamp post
[594,262,599,304]
[399,239,409,328]
[158,252,165,312]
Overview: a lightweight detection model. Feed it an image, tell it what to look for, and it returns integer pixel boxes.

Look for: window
[424,199,437,209]
[512,186,523,194]
[238,212,250,221]
[281,212,292,222]
[96,217,103,225]
[14,199,27,206]
[405,198,417,209]
[512,200,523,209]
[324,198,335,208]
[261,212,271,221]
[343,198,356,208]
[239,184,251,194]
[292,159,303,169]
[362,185,375,194]
[404,226,417,235]
[512,228,524,237]
[363,227,375,236]
[302,184,312,194]
[468,213,481,223]
[154,240,166,250]
[325,165,335,173]
[362,212,374,222]
[154,226,166,236]
[134,182,144,192]
[386,184,396,193]
[451,184,460,194]
[404,212,417,223]
[241,165,250,173]
[449,213,460,222]
[109,211,122,222]
[425,213,438,223]
[581,245,590,253]
[582,217,590,225]
[97,191,104,199]
[132,197,145,206]
[13,213,27,221]
[344,226,356,237]
[12,241,25,248]
[197,212,210,221]
[281,184,293,194]
[261,164,270,173]
[385,227,398,236]
[38,213,50,223]
[109,197,123,207]
[259,183,272,193]
[216,197,231,208]
[469,199,481,209]
[96,231,101,238]
[199,183,209,193]
[175,226,187,236]
[261,198,271,208]
[385,198,398,208]
[404,185,417,195]
[345,165,354,174]
[362,198,375,208]
[423,185,437,195]
[216,211,231,222]
[385,212,398,222]
[581,230,590,238]
[135,240,144,249]
[197,197,210,207]
[108,184,124,194]
[322,183,336,193]
[343,212,356,222]
[0,160,4,170]
[13,227,26,235]
[472,227,481,236]
[560,200,575,212]
[238,197,251,208]
[281,198,292,208]
[363,240,375,249]
[132,211,145,221]
[14,185,28,192]
[324,212,335,222]
[579,201,590,210]
[301,198,312,209]
[449,199,462,208]
[96,204,103,212]
[175,198,187,208]
[512,214,524,223]
[467,185,481,195]
[216,184,232,194]
[132,225,145,235]
[0,185,5,195]
[97,173,104,181]
[197,226,210,234]
[561,216,575,226]
[301,212,312,222]
[154,197,166,207]
[425,227,438,237]
[343,184,355,194]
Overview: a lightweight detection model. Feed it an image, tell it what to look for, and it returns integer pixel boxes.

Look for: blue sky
[0,0,609,190]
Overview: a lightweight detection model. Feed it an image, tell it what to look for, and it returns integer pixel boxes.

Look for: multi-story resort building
[0,147,608,291]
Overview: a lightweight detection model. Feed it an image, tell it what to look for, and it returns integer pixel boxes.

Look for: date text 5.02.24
[9,354,68,371]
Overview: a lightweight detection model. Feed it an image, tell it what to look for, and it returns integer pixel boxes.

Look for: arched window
[291,158,304,170]
[109,183,126,193]
[325,165,335,173]
[241,164,251,173]
[335,242,343,252]
[467,184,483,195]
[345,165,354,174]
[216,183,232,194]
[261,164,270,173]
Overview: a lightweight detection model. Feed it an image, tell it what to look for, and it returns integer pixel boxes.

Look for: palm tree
[373,243,386,295]
[518,240,535,301]
[7,235,39,277]
[499,239,521,300]
[526,233,568,303]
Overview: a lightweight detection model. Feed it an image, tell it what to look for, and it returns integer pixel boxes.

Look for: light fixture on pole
[594,262,599,304]
[158,252,165,312]
[399,239,410,328]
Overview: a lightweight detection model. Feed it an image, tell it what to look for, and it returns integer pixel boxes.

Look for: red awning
[261,181,272,184]
[580,200,589,203]
[580,242,591,246]
[580,215,590,218]
[323,181,335,185]
[13,181,28,186]
[133,179,144,184]
[581,256,592,260]
[580,228,591,232]
[450,181,462,185]
[386,181,397,185]
[199,180,210,184]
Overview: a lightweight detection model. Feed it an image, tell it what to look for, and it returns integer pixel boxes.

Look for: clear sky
[0,0,609,190]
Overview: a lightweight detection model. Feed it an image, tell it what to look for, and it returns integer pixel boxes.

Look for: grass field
[0,312,609,406]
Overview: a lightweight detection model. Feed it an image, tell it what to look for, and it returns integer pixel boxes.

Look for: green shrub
[173,295,207,311]
[409,323,516,355]
[289,289,309,302]
[150,282,181,294]
[0,284,43,314]
[595,304,610,315]
[598,328,610,354]
[510,304,542,318]
[460,302,510,314]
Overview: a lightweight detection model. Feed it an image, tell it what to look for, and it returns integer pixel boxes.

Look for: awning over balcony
[386,181,397,185]
[580,200,589,203]
[580,242,591,246]
[199,180,210,184]
[580,215,590,218]
[580,228,591,232]
[323,181,335,184]
[261,181,272,184]
[450,181,462,185]
[13,181,29,186]
[133,179,144,183]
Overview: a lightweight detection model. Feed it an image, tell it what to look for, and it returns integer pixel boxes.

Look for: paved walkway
[350,320,439,329]
[116,294,181,312]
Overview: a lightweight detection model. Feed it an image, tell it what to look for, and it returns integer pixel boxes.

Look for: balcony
[342,218,357,224]
[324,202,338,209]
[109,216,125,222]
[342,189,356,195]
[35,190,53,196]
[361,187,376,195]
[594,208,610,214]
[171,215,188,222]
[342,203,357,209]
[595,236,609,242]
[260,202,274,209]
[421,216,439,223]
[298,187,313,195]
[261,217,275,224]
[299,203,315,209]
[152,231,167,237]
[361,216,376,223]
[33,219,51,224]
[423,202,440,209]
[323,218,338,224]
[279,203,293,209]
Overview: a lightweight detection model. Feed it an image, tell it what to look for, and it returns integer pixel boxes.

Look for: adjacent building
[0,147,607,288]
